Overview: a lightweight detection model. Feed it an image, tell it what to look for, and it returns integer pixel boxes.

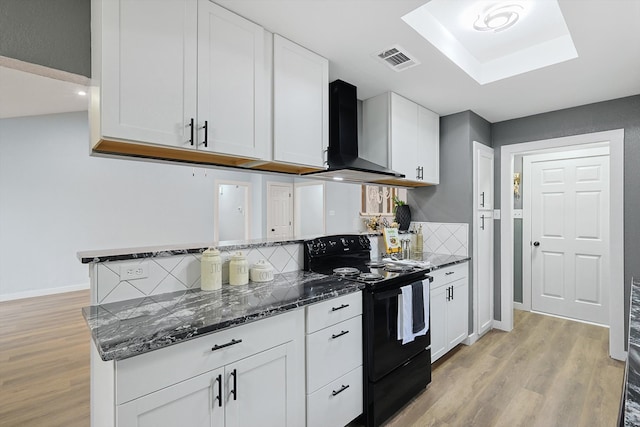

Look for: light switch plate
[493,209,501,219]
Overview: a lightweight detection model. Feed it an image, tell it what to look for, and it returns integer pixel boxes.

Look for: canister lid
[202,247,220,257]
[251,259,273,271]
[231,251,246,260]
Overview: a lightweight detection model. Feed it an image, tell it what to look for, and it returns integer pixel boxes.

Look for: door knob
[533,241,540,247]
[271,228,275,232]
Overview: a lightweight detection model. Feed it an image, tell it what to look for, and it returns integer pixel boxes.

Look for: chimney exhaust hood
[303,80,404,184]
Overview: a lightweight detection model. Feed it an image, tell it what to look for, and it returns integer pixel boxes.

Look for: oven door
[363,277,431,382]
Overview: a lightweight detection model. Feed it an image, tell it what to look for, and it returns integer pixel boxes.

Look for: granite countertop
[83,253,469,362]
[624,277,640,426]
[84,271,363,361]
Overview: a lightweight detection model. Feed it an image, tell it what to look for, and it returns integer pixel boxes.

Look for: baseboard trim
[0,283,89,302]
[492,319,512,332]
[464,332,478,345]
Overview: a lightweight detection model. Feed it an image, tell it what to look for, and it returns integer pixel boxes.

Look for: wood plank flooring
[0,290,90,427]
[0,292,625,427]
[384,310,625,427]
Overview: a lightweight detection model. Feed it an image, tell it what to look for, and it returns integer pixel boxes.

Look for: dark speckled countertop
[84,254,470,362]
[623,277,640,426]
[84,271,363,361]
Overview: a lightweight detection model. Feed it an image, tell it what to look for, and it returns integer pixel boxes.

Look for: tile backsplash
[94,244,303,304]
[412,222,469,257]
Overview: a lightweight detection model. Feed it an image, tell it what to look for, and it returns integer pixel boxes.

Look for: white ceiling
[2,0,639,123]
[0,66,88,119]
[216,0,640,122]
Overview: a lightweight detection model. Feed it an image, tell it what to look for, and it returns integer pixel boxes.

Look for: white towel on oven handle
[397,280,430,344]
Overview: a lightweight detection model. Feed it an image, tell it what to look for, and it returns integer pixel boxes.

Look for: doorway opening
[498,129,624,360]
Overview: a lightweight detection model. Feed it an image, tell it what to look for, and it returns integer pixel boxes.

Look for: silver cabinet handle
[481,191,485,207]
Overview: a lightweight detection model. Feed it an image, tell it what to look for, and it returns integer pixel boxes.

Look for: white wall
[0,112,263,299]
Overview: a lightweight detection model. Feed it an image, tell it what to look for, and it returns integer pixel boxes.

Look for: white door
[477,147,493,210]
[197,0,267,158]
[529,154,610,324]
[267,183,293,239]
[390,93,418,180]
[447,278,469,348]
[477,211,493,335]
[430,285,447,362]
[273,35,329,168]
[101,0,197,147]
[117,368,224,427]
[417,106,439,184]
[225,344,289,427]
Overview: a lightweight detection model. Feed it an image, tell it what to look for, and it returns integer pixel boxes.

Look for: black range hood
[303,80,404,183]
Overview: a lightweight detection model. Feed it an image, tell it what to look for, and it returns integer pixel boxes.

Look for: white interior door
[528,152,610,324]
[267,182,293,239]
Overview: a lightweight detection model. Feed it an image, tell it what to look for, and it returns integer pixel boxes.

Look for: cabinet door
[390,93,418,179]
[417,106,439,184]
[430,284,448,362]
[273,35,328,168]
[101,0,197,147]
[447,278,469,349]
[117,368,223,427]
[225,344,289,427]
[197,0,267,159]
[477,146,494,210]
[477,211,494,335]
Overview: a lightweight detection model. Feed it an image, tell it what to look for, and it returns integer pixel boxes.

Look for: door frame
[499,129,624,360]
[266,181,293,239]
[214,179,251,242]
[522,145,610,315]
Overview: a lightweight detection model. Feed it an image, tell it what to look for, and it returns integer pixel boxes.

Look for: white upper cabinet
[94,0,268,160]
[197,0,268,159]
[363,92,440,185]
[99,0,198,147]
[273,34,328,168]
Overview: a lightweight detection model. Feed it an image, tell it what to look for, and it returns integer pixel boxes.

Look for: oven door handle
[373,276,432,300]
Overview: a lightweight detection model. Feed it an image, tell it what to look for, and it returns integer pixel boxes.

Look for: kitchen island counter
[83,271,363,362]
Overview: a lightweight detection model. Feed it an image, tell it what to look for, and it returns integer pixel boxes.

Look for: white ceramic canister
[249,260,274,283]
[201,248,222,291]
[229,252,249,286]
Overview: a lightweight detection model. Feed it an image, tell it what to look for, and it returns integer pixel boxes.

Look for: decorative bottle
[201,248,222,291]
[415,225,424,255]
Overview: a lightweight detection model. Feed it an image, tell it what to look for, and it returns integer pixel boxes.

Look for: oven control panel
[305,235,371,257]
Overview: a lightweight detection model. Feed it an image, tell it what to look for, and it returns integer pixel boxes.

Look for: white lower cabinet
[430,262,469,363]
[305,292,363,427]
[118,367,224,427]
[97,309,305,427]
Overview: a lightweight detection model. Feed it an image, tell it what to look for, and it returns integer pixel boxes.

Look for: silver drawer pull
[332,384,350,396]
[211,338,242,352]
[445,271,455,276]
[331,303,349,312]
[331,330,349,339]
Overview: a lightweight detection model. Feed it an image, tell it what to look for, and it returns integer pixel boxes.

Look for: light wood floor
[0,293,625,427]
[385,310,625,427]
[0,290,91,427]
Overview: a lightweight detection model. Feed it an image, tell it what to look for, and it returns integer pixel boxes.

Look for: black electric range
[304,234,432,427]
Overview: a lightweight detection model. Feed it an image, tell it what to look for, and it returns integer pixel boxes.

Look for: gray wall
[410,110,491,333]
[0,0,91,77]
[491,95,640,340]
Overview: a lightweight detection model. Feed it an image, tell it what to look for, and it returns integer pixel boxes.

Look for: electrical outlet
[120,261,149,280]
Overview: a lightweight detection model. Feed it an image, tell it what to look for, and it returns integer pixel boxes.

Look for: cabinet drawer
[306,315,362,393]
[429,262,468,289]
[306,291,362,333]
[307,366,363,427]
[116,309,303,404]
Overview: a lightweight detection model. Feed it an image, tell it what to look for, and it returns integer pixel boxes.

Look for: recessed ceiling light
[473,3,524,33]
[77,90,87,96]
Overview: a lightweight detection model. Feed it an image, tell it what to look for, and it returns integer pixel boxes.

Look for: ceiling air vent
[375,45,421,72]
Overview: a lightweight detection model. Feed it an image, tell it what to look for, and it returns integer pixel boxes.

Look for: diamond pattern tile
[97,264,121,302]
[171,255,200,288]
[258,246,276,260]
[102,281,146,304]
[268,246,291,272]
[412,221,469,256]
[152,275,189,295]
[155,256,183,273]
